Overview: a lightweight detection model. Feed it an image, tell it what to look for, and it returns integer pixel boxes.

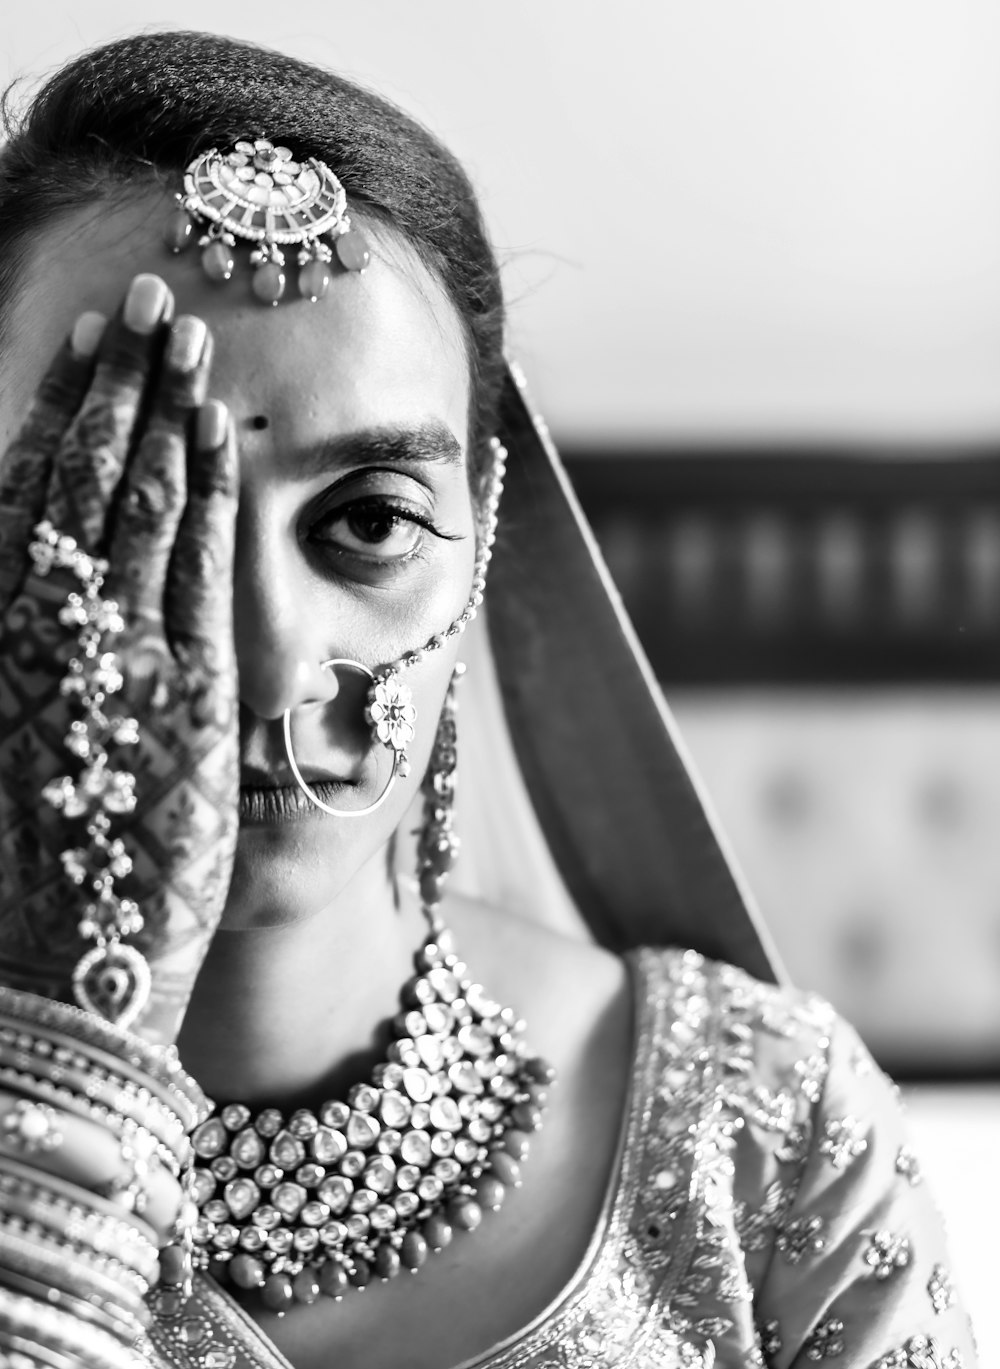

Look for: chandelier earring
[417,664,464,934]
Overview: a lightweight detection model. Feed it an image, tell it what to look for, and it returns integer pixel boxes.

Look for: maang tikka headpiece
[165,137,371,305]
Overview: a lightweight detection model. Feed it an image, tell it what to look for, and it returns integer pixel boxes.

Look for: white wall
[4,1,1000,442]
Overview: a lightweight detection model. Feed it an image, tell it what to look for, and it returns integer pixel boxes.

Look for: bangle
[0,1029,191,1168]
[0,1189,157,1289]
[0,1156,159,1250]
[0,987,208,1130]
[0,1328,84,1369]
[0,1284,145,1369]
[0,1166,158,1285]
[0,1064,181,1176]
[0,1217,151,1313]
[0,1266,143,1346]
[0,1015,196,1153]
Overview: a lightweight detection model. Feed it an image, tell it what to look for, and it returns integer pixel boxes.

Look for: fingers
[0,314,105,612]
[105,317,214,625]
[44,274,175,552]
[165,399,239,687]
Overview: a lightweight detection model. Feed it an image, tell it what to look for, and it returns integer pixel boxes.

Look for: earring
[282,659,414,818]
[417,664,464,934]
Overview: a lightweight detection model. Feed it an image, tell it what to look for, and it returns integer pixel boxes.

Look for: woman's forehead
[0,191,470,456]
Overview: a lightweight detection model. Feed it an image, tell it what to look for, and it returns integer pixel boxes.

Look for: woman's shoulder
[622,947,978,1367]
[629,944,914,1196]
[634,944,844,1119]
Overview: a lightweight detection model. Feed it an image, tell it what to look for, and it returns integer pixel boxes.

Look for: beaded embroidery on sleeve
[146,951,979,1369]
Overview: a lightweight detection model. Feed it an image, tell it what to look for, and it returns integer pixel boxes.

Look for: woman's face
[0,190,477,927]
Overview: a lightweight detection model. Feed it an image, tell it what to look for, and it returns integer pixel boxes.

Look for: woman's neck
[176,860,427,1110]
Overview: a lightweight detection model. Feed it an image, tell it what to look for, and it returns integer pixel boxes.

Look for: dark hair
[0,30,505,499]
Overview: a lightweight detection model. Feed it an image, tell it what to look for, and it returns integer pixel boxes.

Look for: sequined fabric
[146,949,979,1369]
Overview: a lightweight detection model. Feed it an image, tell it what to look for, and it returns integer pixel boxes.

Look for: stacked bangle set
[0,988,208,1368]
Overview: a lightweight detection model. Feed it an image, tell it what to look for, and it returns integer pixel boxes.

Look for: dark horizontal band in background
[564,446,1000,685]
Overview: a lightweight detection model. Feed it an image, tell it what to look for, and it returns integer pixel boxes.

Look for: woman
[0,29,978,1369]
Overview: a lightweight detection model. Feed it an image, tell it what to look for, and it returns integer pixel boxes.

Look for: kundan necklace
[163,668,556,1315]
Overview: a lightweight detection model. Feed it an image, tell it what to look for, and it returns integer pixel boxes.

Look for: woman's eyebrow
[288,421,463,479]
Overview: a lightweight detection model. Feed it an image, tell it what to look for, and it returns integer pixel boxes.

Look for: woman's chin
[219,824,351,930]
[219,799,397,930]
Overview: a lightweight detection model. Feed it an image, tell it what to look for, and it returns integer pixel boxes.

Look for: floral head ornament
[164,136,371,305]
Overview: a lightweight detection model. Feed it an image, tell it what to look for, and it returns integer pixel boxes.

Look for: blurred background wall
[6,1,1000,442]
[4,0,998,1345]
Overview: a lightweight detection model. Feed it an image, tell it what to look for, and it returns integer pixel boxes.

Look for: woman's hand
[0,273,240,1046]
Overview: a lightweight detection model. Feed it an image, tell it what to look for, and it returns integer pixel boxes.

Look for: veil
[418,364,786,984]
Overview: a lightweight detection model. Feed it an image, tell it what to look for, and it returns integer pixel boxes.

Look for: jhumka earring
[282,437,506,819]
[164,137,371,305]
[417,665,464,931]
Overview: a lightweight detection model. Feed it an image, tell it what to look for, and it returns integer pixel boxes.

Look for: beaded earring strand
[154,666,556,1320]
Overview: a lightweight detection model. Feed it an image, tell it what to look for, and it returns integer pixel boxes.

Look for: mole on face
[250,414,270,431]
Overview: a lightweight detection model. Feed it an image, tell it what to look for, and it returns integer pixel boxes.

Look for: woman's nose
[233,546,338,721]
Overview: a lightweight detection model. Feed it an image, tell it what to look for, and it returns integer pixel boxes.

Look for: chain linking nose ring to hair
[282,659,412,818]
[282,437,506,817]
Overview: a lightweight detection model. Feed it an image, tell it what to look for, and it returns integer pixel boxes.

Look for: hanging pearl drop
[448,1196,483,1231]
[474,1175,507,1211]
[202,242,235,282]
[318,1262,348,1299]
[260,1272,293,1313]
[400,1230,429,1270]
[252,263,286,306]
[291,1268,321,1304]
[298,260,332,302]
[348,1257,371,1288]
[335,230,370,273]
[228,1254,266,1290]
[164,209,194,253]
[374,1245,401,1280]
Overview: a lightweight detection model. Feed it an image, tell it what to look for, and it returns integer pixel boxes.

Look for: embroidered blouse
[146,948,980,1369]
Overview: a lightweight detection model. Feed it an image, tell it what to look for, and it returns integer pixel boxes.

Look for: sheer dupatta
[451,364,784,983]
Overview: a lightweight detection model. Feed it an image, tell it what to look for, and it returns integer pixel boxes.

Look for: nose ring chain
[282,438,506,817]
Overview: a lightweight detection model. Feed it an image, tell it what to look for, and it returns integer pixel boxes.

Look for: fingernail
[123,274,171,334]
[166,316,209,373]
[70,311,107,358]
[196,399,230,451]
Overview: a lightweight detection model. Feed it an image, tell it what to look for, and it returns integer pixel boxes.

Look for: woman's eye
[312,499,426,560]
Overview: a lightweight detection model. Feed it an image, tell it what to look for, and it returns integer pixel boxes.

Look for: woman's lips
[238,768,357,825]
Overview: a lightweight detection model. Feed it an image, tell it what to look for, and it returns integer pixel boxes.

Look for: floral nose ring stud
[282,662,416,818]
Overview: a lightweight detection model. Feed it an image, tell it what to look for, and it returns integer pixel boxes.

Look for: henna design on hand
[0,340,96,612]
[0,298,240,1046]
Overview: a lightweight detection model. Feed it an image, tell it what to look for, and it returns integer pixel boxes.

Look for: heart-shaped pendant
[72,942,151,1031]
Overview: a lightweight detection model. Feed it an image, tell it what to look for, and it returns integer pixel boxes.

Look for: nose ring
[282,659,415,818]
